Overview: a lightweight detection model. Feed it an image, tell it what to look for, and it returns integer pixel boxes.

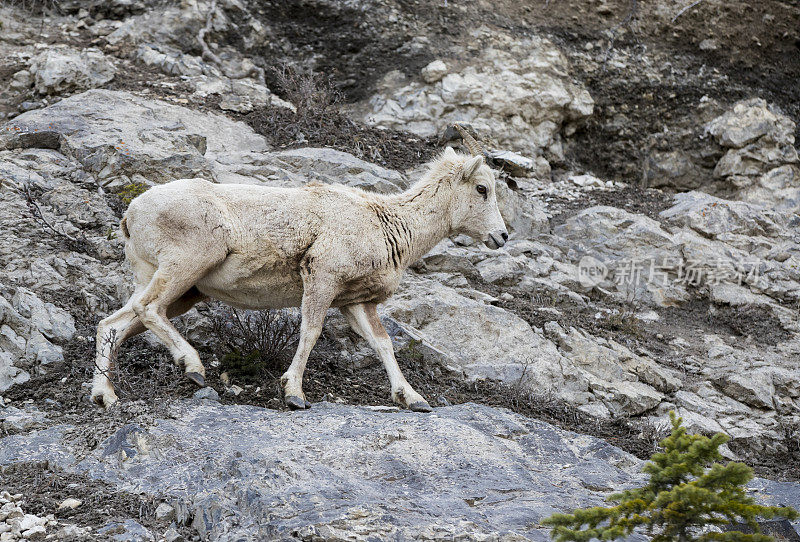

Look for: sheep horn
[453,124,484,156]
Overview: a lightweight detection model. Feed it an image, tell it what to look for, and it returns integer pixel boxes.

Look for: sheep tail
[120,216,130,239]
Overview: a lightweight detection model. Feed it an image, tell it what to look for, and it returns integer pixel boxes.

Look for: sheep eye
[476,184,487,195]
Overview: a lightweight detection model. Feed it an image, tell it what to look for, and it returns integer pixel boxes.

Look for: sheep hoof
[90,391,118,409]
[286,395,310,410]
[185,372,205,387]
[409,401,432,413]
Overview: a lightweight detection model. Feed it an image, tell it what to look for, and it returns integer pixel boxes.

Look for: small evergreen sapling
[543,412,798,541]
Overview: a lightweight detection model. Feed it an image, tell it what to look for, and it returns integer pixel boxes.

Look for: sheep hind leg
[132,261,221,388]
[92,257,155,407]
[92,299,140,408]
[163,287,209,386]
[90,287,208,408]
[341,303,431,412]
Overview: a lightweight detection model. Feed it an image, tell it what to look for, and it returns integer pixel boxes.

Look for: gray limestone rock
[28,46,116,95]
[0,402,646,541]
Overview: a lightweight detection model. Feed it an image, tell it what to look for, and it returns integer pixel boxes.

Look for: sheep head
[442,144,508,250]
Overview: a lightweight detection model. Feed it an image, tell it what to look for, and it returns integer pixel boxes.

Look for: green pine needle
[541,412,799,542]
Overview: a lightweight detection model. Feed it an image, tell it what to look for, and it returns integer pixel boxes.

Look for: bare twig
[21,182,78,242]
[197,0,222,66]
[5,0,61,14]
[602,0,638,66]
[671,0,707,23]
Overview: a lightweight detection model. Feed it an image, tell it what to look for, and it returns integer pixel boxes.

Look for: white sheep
[92,131,508,411]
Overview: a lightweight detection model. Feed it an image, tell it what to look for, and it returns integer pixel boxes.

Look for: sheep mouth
[485,233,505,249]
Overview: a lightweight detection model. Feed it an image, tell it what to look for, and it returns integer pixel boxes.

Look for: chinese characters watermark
[578,255,763,289]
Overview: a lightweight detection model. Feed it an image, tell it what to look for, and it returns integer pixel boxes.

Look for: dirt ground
[0,462,192,541]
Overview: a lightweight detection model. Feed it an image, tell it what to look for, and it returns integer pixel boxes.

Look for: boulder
[270,147,408,193]
[554,207,676,262]
[713,371,776,410]
[568,174,605,188]
[713,144,797,179]
[552,206,687,305]
[485,150,550,179]
[414,240,479,278]
[360,38,593,160]
[105,1,207,50]
[0,293,32,361]
[495,182,549,239]
[4,401,799,540]
[704,99,799,209]
[0,284,73,385]
[10,287,75,343]
[672,334,800,453]
[644,150,708,191]
[0,352,30,393]
[7,70,33,94]
[134,44,290,113]
[705,98,795,149]
[0,405,47,433]
[544,323,679,417]
[660,191,787,238]
[97,519,154,542]
[383,275,573,395]
[135,43,213,78]
[738,165,800,211]
[420,60,448,83]
[28,46,116,95]
[0,89,268,185]
[474,253,529,285]
[0,285,72,379]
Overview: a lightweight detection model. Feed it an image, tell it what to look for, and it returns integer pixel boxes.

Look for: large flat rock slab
[0,89,268,185]
[1,396,798,541]
[0,401,644,541]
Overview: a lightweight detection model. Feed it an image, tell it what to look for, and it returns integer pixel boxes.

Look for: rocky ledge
[2,401,798,541]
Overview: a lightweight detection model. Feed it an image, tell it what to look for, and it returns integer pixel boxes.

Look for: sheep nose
[501,232,508,242]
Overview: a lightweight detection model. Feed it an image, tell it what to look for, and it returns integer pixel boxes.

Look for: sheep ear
[461,155,483,181]
[444,146,458,158]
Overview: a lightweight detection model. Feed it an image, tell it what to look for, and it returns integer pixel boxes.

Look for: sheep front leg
[280,282,334,410]
[341,303,432,412]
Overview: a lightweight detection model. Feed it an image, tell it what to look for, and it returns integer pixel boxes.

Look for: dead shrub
[3,0,61,15]
[272,64,342,119]
[206,305,300,383]
[600,308,643,338]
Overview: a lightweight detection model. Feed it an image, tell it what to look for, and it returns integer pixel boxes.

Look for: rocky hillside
[1,0,799,540]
